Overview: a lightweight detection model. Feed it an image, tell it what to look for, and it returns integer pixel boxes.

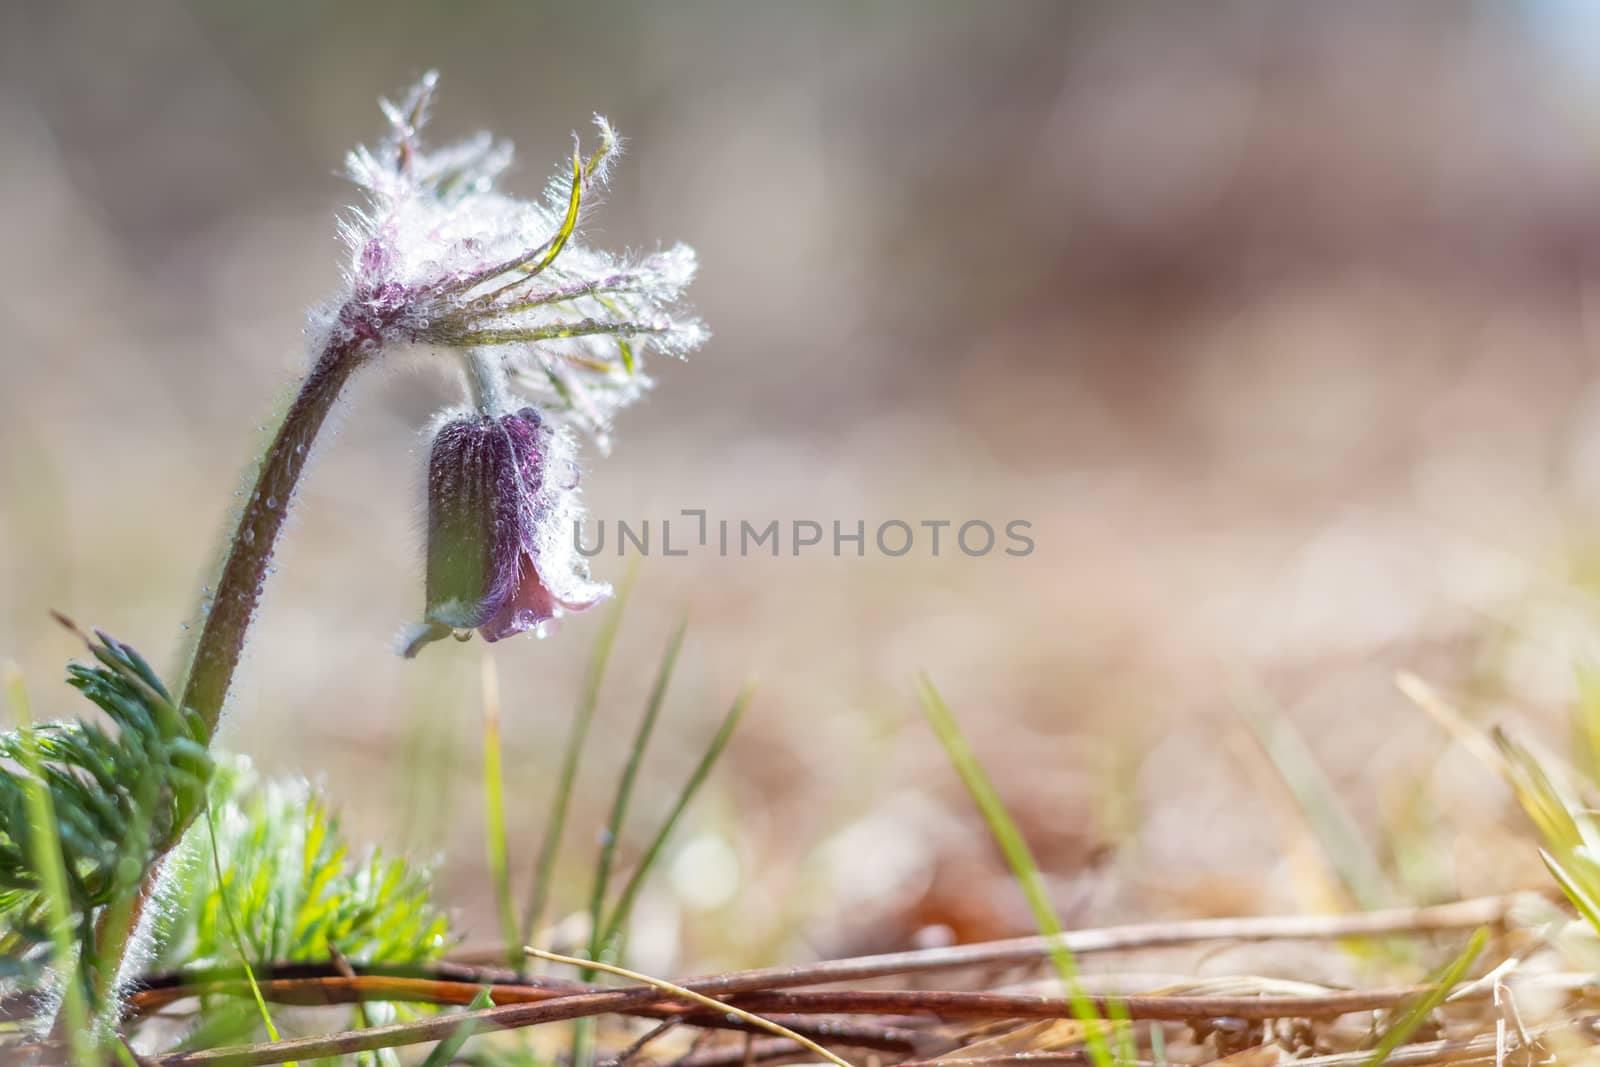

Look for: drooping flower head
[331,71,706,449]
[327,73,705,655]
[403,406,605,657]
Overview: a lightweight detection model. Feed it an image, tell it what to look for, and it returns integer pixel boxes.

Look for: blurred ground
[7,1,1600,981]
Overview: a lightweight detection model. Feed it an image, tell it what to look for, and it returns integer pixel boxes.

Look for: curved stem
[182,335,369,738]
[92,330,371,1015]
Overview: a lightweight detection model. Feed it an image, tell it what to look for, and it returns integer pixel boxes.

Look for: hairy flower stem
[181,335,370,735]
[464,349,513,415]
[89,329,372,1017]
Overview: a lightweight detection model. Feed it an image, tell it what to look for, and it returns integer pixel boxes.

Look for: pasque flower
[326,72,705,656]
[173,71,707,722]
[331,71,706,449]
[171,71,704,716]
[402,406,607,657]
[89,72,705,999]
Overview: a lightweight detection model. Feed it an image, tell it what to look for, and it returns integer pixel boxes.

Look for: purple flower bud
[403,406,608,657]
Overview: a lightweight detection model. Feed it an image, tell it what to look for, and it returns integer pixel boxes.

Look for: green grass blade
[916,675,1119,1067]
[4,664,93,1066]
[598,683,753,955]
[205,802,292,1063]
[521,568,635,949]
[1540,848,1600,934]
[573,617,685,1067]
[1573,662,1600,786]
[418,986,495,1067]
[585,618,687,968]
[1365,927,1485,1065]
[479,654,520,964]
[1496,729,1598,857]
[1229,670,1393,911]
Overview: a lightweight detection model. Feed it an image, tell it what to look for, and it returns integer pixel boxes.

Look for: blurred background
[7,0,1600,980]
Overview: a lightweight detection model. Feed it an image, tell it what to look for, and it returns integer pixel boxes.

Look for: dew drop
[266,495,277,509]
[243,528,256,545]
[180,622,191,632]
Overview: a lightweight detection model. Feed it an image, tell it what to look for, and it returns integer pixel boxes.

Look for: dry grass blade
[1206,1049,1281,1067]
[1393,673,1504,777]
[924,1020,1102,1065]
[105,893,1519,1021]
[123,971,1458,1022]
[145,985,674,1066]
[526,947,860,1067]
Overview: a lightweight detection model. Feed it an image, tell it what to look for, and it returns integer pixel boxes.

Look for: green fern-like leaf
[155,762,451,970]
[0,629,213,990]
